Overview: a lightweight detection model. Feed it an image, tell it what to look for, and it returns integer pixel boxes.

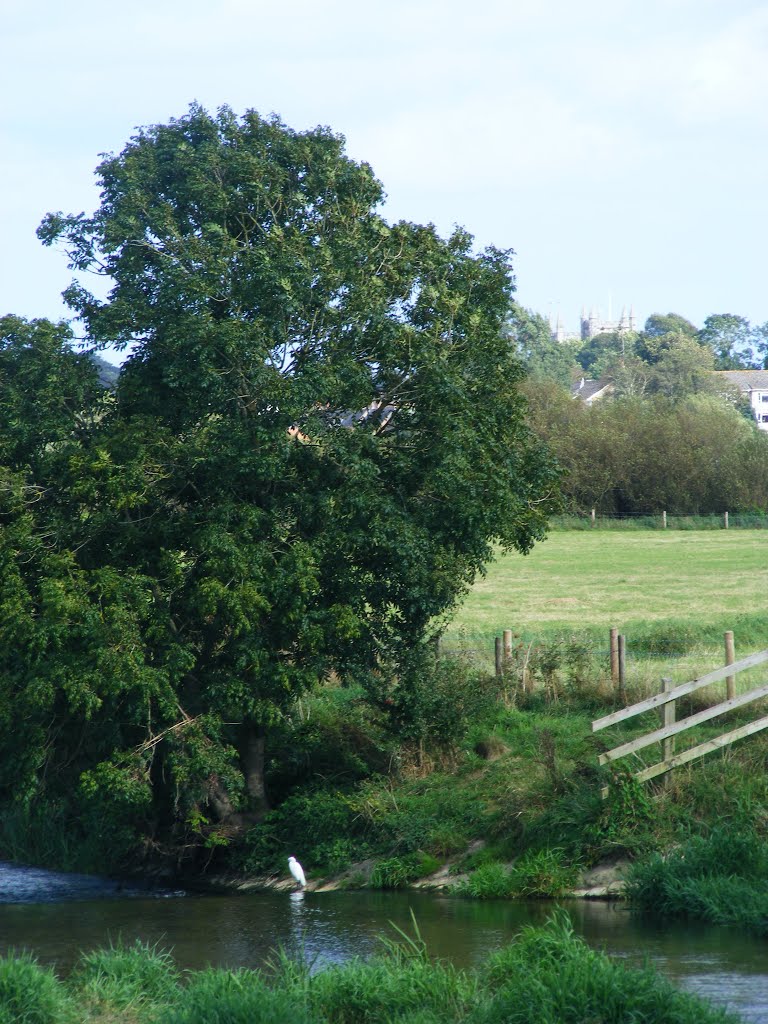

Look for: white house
[716,370,768,432]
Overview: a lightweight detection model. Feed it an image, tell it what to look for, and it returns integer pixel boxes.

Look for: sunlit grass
[446,530,768,683]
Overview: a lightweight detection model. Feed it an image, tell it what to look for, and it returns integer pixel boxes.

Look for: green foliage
[508,848,579,897]
[643,312,699,339]
[307,933,474,1024]
[588,766,656,857]
[457,849,579,899]
[699,312,768,369]
[369,852,440,889]
[239,787,364,876]
[388,652,501,750]
[0,102,556,863]
[71,939,179,1013]
[0,952,73,1024]
[265,685,394,803]
[454,861,514,899]
[353,771,487,860]
[506,304,578,386]
[626,824,768,935]
[0,315,104,473]
[474,911,738,1023]
[157,969,315,1024]
[0,918,743,1024]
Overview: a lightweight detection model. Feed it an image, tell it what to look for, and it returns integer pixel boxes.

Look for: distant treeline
[522,380,768,515]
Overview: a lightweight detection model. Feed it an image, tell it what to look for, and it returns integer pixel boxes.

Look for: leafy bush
[265,686,394,802]
[239,788,364,876]
[587,765,656,857]
[351,772,487,860]
[307,932,475,1024]
[507,848,579,897]
[388,652,501,751]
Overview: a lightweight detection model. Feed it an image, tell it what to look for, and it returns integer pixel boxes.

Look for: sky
[3,0,768,358]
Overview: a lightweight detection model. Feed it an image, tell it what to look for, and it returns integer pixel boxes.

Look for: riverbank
[196,847,630,901]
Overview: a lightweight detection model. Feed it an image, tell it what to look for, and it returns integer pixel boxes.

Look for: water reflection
[0,863,765,1021]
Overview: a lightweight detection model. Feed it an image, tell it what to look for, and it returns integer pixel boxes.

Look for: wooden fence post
[725,631,736,700]
[495,636,503,678]
[618,634,626,702]
[609,627,619,684]
[724,511,729,530]
[662,510,667,529]
[502,629,512,672]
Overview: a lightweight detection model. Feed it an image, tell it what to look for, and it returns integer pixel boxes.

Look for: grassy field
[445,529,768,682]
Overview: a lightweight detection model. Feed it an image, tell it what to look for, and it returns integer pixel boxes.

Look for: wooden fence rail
[592,648,768,794]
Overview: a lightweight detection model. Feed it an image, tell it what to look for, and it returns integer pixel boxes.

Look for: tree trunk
[206,724,269,830]
[240,722,269,817]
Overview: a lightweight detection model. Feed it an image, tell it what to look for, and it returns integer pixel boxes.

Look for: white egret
[288,856,306,889]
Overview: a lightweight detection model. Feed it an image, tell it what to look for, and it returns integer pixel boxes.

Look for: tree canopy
[5,104,557,859]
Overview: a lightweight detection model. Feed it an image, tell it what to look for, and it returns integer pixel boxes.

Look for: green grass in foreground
[0,915,740,1024]
[445,529,768,673]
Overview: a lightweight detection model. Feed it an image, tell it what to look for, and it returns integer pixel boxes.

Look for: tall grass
[0,916,741,1023]
[625,824,768,937]
[0,953,75,1024]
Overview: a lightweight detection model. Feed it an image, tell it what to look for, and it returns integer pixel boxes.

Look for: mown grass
[0,916,741,1024]
[444,529,768,681]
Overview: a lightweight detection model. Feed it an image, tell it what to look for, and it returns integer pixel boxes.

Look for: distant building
[714,370,768,432]
[548,306,637,343]
[580,306,637,342]
[549,312,572,343]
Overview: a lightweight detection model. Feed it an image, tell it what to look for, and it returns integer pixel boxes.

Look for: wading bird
[288,856,306,889]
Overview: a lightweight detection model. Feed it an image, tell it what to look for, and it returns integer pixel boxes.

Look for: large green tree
[31,105,556,851]
[699,313,768,369]
[506,304,577,386]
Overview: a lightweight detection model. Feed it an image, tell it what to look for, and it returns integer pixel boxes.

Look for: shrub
[265,685,394,801]
[388,652,501,751]
[239,788,364,876]
[308,950,474,1024]
[456,850,578,900]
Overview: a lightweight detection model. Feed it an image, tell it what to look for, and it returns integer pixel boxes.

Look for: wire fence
[551,510,768,530]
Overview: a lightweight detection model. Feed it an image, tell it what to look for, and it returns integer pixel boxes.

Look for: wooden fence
[592,648,768,795]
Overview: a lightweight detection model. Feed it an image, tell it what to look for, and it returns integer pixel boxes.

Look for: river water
[0,862,766,1021]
